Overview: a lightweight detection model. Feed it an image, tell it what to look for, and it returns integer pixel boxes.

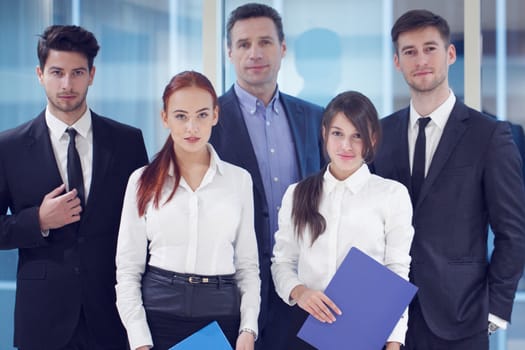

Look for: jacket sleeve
[0,149,48,250]
[484,121,525,321]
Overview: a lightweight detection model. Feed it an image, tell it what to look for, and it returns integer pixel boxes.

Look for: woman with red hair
[115,71,260,350]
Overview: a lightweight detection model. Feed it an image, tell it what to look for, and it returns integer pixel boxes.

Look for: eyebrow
[235,36,274,43]
[330,125,360,133]
[172,107,210,114]
[235,38,249,45]
[47,66,88,71]
[400,40,440,51]
[422,40,440,46]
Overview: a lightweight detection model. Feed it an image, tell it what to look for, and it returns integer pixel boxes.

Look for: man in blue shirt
[210,3,324,349]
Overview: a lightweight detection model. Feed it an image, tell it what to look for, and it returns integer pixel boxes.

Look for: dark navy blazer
[0,111,148,350]
[210,86,324,333]
[372,101,525,340]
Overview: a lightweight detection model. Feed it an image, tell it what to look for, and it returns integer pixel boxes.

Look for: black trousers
[404,300,488,350]
[18,307,125,350]
[61,307,101,350]
[276,305,317,350]
[257,281,292,350]
[141,266,241,350]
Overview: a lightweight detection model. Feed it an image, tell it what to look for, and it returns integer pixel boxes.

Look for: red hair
[136,71,218,216]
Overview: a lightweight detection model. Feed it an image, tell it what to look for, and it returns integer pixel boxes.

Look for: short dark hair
[226,3,284,48]
[37,25,100,71]
[391,9,451,53]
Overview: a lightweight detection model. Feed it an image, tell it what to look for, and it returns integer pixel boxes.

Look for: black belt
[147,265,236,285]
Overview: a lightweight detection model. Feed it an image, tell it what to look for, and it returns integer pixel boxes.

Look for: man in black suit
[0,25,148,350]
[372,10,525,350]
[209,3,323,349]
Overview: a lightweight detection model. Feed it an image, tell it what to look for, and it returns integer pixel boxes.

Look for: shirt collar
[323,163,371,195]
[167,144,225,177]
[409,90,456,131]
[208,143,225,175]
[234,82,280,114]
[45,106,92,140]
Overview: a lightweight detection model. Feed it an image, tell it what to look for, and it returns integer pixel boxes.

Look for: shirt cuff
[240,306,259,338]
[126,320,153,350]
[387,309,408,345]
[282,279,304,306]
[489,313,508,330]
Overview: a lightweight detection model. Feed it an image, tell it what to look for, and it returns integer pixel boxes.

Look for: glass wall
[223,0,466,114]
[481,0,525,125]
[223,0,416,114]
[0,1,203,348]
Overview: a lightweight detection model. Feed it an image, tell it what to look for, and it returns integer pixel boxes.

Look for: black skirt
[141,265,241,350]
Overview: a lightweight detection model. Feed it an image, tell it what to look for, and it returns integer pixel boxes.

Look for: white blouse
[115,145,260,350]
[271,163,414,344]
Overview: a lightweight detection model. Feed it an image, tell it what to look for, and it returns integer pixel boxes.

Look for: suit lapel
[26,113,79,235]
[280,94,307,178]
[81,113,114,220]
[416,102,468,209]
[392,109,412,191]
[221,89,266,202]
[26,113,63,187]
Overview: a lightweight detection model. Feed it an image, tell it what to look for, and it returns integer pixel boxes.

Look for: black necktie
[411,117,431,204]
[66,128,85,206]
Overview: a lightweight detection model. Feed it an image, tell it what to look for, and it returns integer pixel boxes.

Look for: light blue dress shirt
[234,83,300,247]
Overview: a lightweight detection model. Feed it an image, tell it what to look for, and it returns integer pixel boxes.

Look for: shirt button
[266,121,270,126]
[270,148,275,153]
[276,205,280,210]
[74,267,81,274]
[273,177,279,182]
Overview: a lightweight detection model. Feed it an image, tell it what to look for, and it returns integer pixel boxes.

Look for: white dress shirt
[271,164,414,344]
[408,91,455,176]
[45,107,93,202]
[115,144,260,350]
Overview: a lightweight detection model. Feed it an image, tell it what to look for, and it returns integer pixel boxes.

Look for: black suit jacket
[372,101,525,340]
[509,122,525,180]
[209,86,323,322]
[0,111,148,350]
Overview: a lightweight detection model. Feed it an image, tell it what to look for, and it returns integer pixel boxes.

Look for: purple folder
[169,321,233,350]
[297,247,417,350]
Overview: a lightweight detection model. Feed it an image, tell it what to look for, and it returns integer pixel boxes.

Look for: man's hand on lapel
[38,184,82,231]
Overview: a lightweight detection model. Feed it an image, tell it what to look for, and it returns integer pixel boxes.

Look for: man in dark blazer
[372,10,525,350]
[0,25,148,350]
[209,4,323,349]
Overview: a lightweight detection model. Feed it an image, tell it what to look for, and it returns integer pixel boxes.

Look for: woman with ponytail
[115,71,260,350]
[271,91,414,350]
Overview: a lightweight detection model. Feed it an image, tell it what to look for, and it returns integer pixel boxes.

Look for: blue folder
[297,247,418,350]
[169,321,233,350]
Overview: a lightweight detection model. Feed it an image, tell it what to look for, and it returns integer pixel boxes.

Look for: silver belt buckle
[188,276,210,283]
[188,276,201,284]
